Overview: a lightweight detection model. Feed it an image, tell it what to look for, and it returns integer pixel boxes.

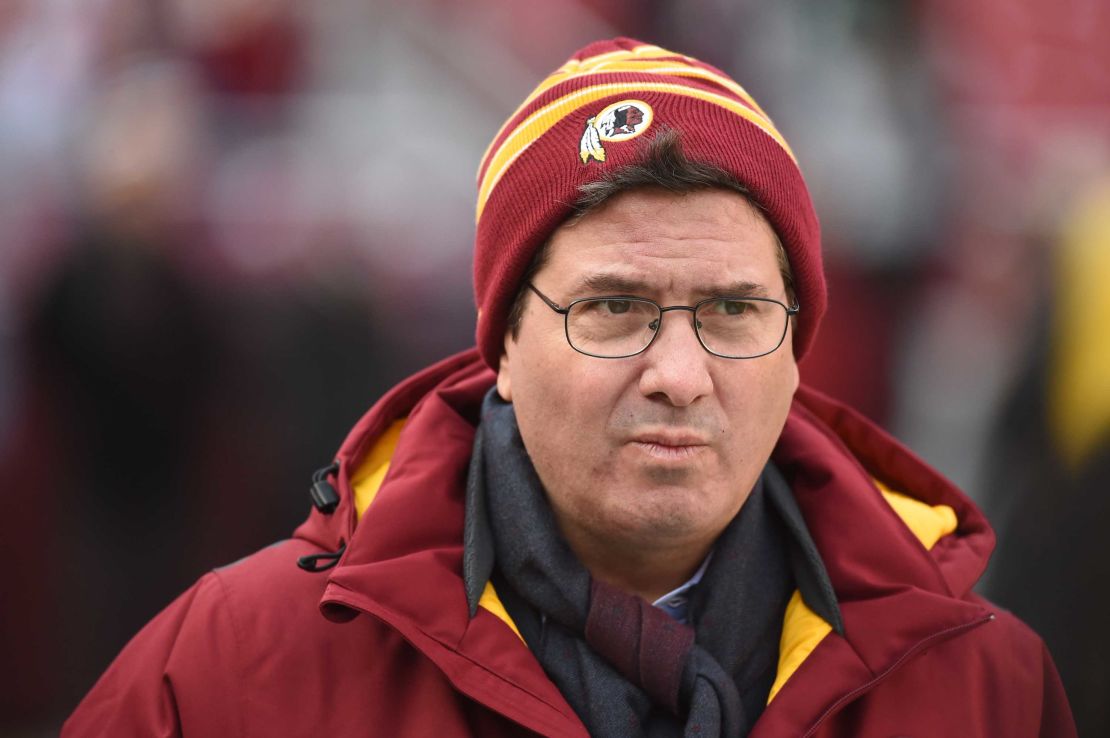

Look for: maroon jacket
[64,349,1075,737]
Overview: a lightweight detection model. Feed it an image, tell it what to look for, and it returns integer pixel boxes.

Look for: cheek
[517,357,612,434]
[720,360,797,446]
[507,347,566,445]
[759,357,798,414]
[509,348,628,473]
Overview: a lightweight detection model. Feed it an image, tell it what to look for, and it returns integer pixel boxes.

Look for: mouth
[627,430,710,462]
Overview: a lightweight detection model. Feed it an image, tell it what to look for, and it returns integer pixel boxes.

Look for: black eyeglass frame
[527,282,800,360]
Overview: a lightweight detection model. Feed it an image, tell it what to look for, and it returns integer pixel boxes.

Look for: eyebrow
[575,273,771,299]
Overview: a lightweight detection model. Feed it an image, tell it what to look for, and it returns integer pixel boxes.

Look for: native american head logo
[579,100,654,164]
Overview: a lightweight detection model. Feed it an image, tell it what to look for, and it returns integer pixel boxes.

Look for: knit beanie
[474,37,824,367]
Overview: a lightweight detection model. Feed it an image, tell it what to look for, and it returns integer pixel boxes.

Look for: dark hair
[506,128,795,337]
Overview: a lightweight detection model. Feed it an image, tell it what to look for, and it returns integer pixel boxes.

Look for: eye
[605,300,631,314]
[711,299,749,315]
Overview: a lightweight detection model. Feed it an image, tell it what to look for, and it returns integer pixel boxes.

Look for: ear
[496,332,513,401]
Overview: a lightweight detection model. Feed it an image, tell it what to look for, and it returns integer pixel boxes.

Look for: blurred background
[1,0,1106,734]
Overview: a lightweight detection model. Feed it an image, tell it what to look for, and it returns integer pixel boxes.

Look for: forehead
[540,187,784,298]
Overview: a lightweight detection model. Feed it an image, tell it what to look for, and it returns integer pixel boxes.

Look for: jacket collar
[752,384,995,736]
[781,384,994,603]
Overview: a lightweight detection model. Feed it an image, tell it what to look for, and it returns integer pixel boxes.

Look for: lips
[627,429,710,462]
[629,429,711,447]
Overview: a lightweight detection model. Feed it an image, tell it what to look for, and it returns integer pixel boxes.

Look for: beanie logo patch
[578,100,653,164]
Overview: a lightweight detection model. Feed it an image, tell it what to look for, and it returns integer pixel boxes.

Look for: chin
[603,491,717,541]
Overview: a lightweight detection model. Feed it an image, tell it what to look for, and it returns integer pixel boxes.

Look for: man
[65,38,1075,737]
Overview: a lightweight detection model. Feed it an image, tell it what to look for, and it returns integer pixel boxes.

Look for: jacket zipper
[801,612,995,738]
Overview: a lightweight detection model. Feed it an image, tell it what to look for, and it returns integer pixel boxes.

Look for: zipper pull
[297,542,347,572]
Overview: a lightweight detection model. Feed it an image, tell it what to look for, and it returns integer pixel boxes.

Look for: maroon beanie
[473,38,824,367]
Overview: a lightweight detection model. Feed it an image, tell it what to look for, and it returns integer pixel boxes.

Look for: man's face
[497,187,799,555]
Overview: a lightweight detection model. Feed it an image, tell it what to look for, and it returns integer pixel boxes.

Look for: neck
[558,524,716,604]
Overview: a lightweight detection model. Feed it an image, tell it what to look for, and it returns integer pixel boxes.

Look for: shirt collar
[652,551,714,623]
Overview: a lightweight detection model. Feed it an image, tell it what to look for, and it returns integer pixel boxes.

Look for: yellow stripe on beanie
[476,44,773,184]
[475,44,666,182]
[476,81,795,222]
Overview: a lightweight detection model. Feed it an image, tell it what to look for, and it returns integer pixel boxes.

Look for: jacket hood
[292,348,492,554]
[782,384,994,601]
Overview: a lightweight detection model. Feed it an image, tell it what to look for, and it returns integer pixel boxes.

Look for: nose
[637,309,714,407]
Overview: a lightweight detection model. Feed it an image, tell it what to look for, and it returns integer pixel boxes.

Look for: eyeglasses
[527,283,799,360]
